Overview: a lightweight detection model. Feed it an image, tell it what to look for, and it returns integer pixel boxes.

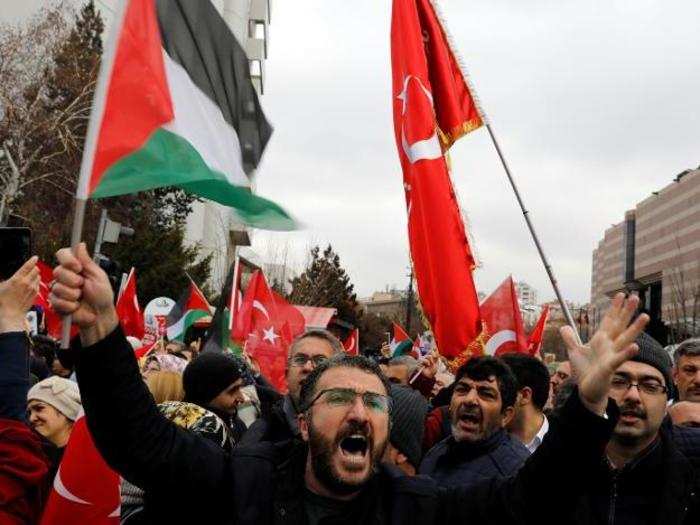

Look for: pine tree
[288,245,362,328]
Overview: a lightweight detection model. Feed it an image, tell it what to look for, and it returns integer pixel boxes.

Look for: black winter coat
[75,326,618,525]
[420,429,530,489]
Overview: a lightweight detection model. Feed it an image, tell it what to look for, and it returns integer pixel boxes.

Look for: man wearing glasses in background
[243,329,344,444]
[563,331,699,524]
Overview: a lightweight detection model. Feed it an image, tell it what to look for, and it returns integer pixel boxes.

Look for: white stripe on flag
[162,50,249,188]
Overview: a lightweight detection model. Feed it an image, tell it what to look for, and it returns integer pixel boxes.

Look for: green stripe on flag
[166,309,210,342]
[92,128,295,231]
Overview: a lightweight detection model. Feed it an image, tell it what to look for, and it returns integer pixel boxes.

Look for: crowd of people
[1,246,700,524]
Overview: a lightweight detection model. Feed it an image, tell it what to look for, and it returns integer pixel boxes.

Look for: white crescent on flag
[253,300,270,320]
[484,330,517,356]
[397,75,442,164]
[54,466,91,505]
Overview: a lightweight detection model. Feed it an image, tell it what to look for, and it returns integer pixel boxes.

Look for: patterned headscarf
[143,354,187,375]
[157,401,233,451]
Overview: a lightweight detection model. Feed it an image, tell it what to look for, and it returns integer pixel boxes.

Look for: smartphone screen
[0,227,32,280]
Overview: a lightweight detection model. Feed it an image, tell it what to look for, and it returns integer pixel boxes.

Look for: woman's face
[27,400,73,447]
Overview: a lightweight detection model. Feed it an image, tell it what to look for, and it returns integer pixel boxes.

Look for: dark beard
[307,418,385,496]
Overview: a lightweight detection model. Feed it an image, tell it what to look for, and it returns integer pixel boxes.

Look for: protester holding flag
[50,240,650,525]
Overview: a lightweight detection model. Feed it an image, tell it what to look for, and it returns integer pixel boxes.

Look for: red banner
[391,0,484,365]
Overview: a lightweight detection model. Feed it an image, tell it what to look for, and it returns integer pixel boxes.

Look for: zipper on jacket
[608,474,618,525]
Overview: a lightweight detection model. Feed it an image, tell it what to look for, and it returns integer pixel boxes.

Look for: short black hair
[500,353,551,410]
[454,356,518,411]
[300,354,392,412]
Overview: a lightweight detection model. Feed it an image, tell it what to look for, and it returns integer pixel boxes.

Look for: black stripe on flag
[156,0,272,174]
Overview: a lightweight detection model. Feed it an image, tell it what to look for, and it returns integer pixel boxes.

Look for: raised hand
[0,256,40,333]
[50,243,118,346]
[560,293,648,415]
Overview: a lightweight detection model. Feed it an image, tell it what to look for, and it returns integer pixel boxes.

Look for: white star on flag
[262,326,280,344]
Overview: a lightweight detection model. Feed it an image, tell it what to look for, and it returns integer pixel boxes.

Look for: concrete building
[515,281,539,325]
[360,290,405,318]
[516,281,538,308]
[184,0,272,291]
[591,167,700,344]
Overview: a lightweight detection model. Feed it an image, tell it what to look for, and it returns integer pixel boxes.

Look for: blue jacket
[419,428,530,489]
[0,332,30,421]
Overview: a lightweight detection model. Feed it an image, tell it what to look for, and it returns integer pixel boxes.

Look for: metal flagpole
[60,198,88,348]
[425,0,582,345]
[484,123,582,345]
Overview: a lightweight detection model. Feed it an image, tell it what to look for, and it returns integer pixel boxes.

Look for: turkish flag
[115,267,145,340]
[391,0,483,366]
[236,270,306,392]
[480,277,528,356]
[35,260,74,340]
[343,329,359,356]
[40,413,120,525]
[527,305,550,356]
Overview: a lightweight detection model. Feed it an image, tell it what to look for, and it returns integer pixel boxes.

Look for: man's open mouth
[339,434,369,460]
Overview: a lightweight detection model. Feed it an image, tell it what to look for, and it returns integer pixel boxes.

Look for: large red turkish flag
[391,0,483,366]
[40,414,120,525]
[480,277,528,356]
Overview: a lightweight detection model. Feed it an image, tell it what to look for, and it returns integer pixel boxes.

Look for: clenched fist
[51,243,119,346]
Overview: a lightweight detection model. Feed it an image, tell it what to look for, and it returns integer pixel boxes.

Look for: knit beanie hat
[182,352,244,405]
[27,376,82,421]
[389,384,428,468]
[632,332,673,394]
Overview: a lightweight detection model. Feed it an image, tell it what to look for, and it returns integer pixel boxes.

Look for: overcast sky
[4,0,700,303]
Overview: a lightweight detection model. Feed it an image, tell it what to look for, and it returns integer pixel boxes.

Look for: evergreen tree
[288,245,362,328]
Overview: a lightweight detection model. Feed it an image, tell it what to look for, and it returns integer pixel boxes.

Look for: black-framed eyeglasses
[303,387,392,414]
[290,354,328,367]
[610,377,667,396]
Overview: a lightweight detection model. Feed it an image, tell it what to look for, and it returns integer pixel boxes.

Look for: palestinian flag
[76,0,294,230]
[166,278,212,342]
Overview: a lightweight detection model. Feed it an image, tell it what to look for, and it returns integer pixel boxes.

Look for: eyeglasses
[290,354,328,367]
[304,387,392,414]
[610,377,667,396]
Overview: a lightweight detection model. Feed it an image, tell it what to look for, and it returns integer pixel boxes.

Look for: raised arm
[50,244,229,503]
[440,293,649,523]
[0,257,40,421]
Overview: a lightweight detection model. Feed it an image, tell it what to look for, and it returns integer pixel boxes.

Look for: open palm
[561,293,648,414]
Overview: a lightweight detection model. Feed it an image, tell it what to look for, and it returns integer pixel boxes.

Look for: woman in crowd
[26,376,82,482]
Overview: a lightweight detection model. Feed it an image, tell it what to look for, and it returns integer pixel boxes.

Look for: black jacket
[76,326,618,525]
[568,427,700,525]
[241,395,299,445]
[0,331,30,421]
[420,429,530,489]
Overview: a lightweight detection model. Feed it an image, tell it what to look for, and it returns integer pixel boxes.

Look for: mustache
[455,403,482,419]
[619,402,647,419]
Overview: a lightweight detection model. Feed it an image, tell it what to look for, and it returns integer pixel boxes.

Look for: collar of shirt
[525,414,549,454]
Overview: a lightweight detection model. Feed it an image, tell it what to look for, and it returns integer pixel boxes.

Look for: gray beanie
[633,332,673,394]
[389,384,428,468]
[27,376,82,421]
